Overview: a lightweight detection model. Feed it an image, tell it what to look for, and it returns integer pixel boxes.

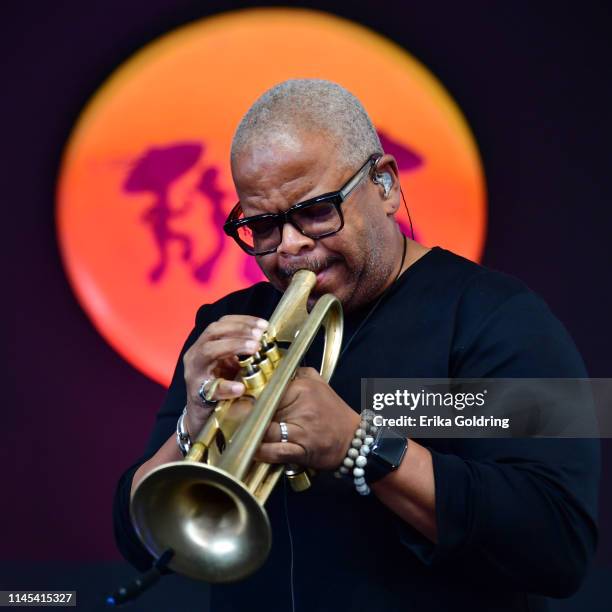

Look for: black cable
[105,549,174,607]
[400,186,415,240]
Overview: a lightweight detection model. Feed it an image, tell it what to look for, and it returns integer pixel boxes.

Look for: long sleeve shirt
[113,247,599,611]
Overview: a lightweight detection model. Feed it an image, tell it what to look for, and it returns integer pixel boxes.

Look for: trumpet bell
[130,270,343,583]
[130,461,271,583]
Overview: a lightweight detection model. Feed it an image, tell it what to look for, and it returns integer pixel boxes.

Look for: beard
[261,223,399,312]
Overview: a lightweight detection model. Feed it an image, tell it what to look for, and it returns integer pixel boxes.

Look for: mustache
[277,255,343,280]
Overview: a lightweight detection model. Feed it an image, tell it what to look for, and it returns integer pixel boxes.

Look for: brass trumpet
[130,270,343,583]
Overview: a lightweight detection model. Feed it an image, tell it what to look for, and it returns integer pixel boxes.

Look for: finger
[205,316,268,341]
[203,337,263,363]
[189,378,244,407]
[207,378,245,400]
[263,421,304,444]
[255,442,306,464]
[213,355,241,380]
[219,314,269,328]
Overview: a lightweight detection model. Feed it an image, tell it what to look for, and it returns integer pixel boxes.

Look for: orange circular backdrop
[56,8,487,386]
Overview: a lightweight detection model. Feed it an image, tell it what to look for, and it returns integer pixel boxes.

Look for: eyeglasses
[223,155,380,256]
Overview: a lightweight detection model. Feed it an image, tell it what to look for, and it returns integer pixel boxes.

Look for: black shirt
[113,247,599,611]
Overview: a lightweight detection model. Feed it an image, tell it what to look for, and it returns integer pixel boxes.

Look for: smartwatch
[366,427,408,484]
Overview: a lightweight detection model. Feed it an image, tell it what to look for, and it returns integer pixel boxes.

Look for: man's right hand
[182,315,269,437]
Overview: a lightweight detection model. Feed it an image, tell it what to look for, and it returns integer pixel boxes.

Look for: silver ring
[279,422,289,443]
[198,378,219,407]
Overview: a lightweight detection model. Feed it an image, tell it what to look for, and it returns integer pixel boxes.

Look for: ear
[372,154,401,216]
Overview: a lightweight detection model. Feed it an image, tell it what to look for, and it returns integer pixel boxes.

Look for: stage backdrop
[56,8,486,386]
[3,0,611,585]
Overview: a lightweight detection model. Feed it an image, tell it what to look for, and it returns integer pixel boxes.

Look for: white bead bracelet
[334,410,378,495]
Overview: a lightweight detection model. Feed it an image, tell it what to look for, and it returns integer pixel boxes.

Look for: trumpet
[130,270,343,583]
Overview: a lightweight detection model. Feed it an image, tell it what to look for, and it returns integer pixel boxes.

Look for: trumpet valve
[284,465,312,492]
[241,367,266,393]
[252,350,274,379]
[263,342,282,366]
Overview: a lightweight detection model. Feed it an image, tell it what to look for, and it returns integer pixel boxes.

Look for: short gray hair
[231,79,382,169]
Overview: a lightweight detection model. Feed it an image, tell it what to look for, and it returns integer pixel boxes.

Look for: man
[114,79,599,611]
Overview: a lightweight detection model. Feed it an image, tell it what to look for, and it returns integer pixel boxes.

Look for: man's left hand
[255,367,360,471]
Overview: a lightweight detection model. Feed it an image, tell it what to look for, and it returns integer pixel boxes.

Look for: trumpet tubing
[130,270,343,583]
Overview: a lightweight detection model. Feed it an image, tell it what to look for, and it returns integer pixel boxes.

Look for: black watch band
[366,427,408,484]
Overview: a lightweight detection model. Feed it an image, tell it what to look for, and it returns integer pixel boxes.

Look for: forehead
[232,131,347,213]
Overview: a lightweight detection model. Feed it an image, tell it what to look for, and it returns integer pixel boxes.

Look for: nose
[276,221,315,257]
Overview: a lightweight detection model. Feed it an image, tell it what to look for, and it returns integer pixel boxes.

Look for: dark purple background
[3,0,611,566]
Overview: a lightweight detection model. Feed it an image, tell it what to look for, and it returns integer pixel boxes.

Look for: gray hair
[230,79,382,169]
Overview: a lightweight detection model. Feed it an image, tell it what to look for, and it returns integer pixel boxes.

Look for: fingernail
[252,327,264,340]
[230,383,244,394]
[245,340,258,351]
[256,319,268,329]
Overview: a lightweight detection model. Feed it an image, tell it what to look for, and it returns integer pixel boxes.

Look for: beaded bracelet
[334,410,378,495]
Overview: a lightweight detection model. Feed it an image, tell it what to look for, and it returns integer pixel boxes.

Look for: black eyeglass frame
[223,154,381,256]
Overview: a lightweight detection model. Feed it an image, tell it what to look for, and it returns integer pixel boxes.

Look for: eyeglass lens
[237,200,342,253]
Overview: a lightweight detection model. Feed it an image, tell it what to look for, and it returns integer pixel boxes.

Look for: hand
[182,315,268,436]
[256,367,361,471]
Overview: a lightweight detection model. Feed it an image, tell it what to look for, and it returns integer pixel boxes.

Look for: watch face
[373,431,409,470]
[367,430,408,483]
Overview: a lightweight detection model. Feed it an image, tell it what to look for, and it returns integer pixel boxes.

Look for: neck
[398,237,430,277]
[364,234,430,306]
[375,231,408,296]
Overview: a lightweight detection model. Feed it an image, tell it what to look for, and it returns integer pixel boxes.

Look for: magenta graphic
[123,143,202,283]
[124,132,422,285]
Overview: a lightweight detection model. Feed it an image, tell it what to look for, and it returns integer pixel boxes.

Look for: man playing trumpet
[115,79,599,612]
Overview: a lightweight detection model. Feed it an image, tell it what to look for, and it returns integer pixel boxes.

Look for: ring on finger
[279,421,289,443]
[198,378,220,407]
